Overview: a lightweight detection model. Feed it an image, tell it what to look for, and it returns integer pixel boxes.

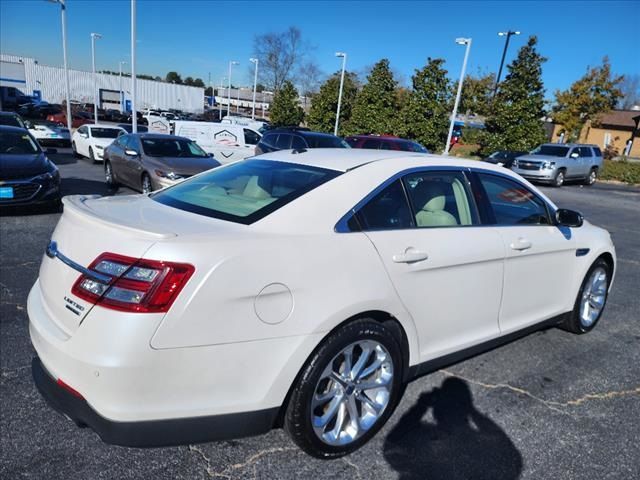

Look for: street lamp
[444,37,472,155]
[493,30,521,98]
[46,0,72,133]
[119,61,127,113]
[227,61,239,117]
[90,33,102,123]
[334,52,347,136]
[130,0,137,133]
[249,58,259,120]
[218,76,226,120]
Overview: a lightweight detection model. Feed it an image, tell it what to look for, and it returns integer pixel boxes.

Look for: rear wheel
[284,319,404,458]
[584,168,597,186]
[141,173,153,194]
[561,258,611,334]
[104,161,118,190]
[553,169,565,187]
[89,147,96,163]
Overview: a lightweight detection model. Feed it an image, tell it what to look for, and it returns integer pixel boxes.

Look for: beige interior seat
[242,175,272,200]
[414,181,458,227]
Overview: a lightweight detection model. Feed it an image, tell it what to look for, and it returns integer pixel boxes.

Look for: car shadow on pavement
[61,178,117,197]
[383,377,523,480]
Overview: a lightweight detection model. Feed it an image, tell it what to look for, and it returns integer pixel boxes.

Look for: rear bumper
[32,356,278,447]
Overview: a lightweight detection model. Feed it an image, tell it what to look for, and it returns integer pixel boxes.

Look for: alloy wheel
[311,340,394,446]
[579,267,608,327]
[142,175,152,194]
[588,170,597,185]
[105,163,113,184]
[555,171,565,187]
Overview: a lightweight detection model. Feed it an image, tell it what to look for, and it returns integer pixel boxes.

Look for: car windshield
[141,138,208,158]
[91,128,121,139]
[0,130,40,154]
[152,159,341,224]
[304,134,351,149]
[531,145,570,157]
[0,115,25,128]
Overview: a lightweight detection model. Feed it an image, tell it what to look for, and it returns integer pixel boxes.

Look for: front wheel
[561,258,611,334]
[141,173,153,194]
[584,168,597,186]
[105,161,118,190]
[284,319,404,458]
[553,169,565,187]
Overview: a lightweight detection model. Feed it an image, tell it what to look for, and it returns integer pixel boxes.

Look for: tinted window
[362,139,382,149]
[304,133,350,148]
[380,140,395,150]
[91,128,122,139]
[77,126,87,135]
[0,115,24,128]
[592,147,602,157]
[153,160,340,224]
[0,130,40,154]
[345,137,360,147]
[400,141,429,153]
[261,133,277,148]
[403,172,476,227]
[141,138,208,158]
[531,145,570,157]
[291,135,306,149]
[357,180,413,230]
[243,128,261,145]
[579,147,592,157]
[478,173,550,225]
[275,134,292,150]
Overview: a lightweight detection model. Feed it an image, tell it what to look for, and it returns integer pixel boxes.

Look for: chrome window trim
[335,165,558,233]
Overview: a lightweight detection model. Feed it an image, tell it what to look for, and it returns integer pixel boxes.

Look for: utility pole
[334,52,347,136]
[445,38,472,155]
[493,30,521,98]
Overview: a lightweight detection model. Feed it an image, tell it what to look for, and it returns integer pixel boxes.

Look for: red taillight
[71,252,194,313]
[57,378,84,399]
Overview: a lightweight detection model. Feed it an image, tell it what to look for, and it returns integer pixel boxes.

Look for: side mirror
[570,152,579,159]
[556,208,583,228]
[25,120,34,129]
[208,152,214,158]
[45,148,58,155]
[124,149,139,157]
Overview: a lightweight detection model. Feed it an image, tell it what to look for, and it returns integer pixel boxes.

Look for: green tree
[183,76,195,86]
[270,80,304,126]
[552,57,624,141]
[192,78,206,88]
[394,58,452,152]
[459,71,495,117]
[348,59,398,135]
[307,71,358,134]
[480,36,547,154]
[165,71,182,84]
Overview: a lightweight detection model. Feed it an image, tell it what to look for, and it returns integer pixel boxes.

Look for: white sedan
[26,121,71,148]
[28,149,615,457]
[71,124,125,162]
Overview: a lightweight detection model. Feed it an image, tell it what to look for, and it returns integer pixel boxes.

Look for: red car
[345,134,429,153]
[46,111,93,128]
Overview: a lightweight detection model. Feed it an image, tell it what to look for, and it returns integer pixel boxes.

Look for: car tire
[71,142,81,158]
[584,168,597,186]
[89,147,97,163]
[284,319,404,459]
[104,161,118,190]
[553,169,565,187]
[141,173,153,194]
[561,258,611,334]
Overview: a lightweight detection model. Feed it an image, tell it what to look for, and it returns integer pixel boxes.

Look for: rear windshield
[152,159,340,224]
[531,145,570,157]
[141,138,208,158]
[304,133,351,149]
[0,130,40,154]
[0,115,25,129]
[91,128,122,139]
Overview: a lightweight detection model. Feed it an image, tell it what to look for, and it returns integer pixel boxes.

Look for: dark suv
[345,134,429,153]
[255,128,349,155]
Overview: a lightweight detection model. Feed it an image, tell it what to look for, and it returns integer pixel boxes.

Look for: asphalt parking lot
[1,152,639,480]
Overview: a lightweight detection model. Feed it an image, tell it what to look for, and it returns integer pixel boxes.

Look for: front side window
[141,138,208,158]
[243,128,261,145]
[275,134,292,150]
[578,146,592,157]
[403,171,476,227]
[152,159,341,224]
[356,180,413,230]
[477,173,551,225]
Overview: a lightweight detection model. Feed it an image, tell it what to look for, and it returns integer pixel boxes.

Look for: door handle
[392,248,429,264]
[510,238,532,251]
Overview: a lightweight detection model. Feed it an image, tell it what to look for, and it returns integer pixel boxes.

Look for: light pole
[334,52,347,136]
[130,0,137,133]
[250,58,258,120]
[493,30,520,98]
[444,38,472,155]
[218,76,226,120]
[119,61,127,113]
[90,33,102,123]
[227,61,239,117]
[47,0,72,133]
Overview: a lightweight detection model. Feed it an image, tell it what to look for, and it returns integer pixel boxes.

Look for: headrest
[414,181,448,212]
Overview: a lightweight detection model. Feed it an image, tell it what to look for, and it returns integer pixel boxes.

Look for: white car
[71,124,126,162]
[28,149,615,457]
[26,121,71,148]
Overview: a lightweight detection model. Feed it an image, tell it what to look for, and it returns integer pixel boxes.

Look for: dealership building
[0,53,204,112]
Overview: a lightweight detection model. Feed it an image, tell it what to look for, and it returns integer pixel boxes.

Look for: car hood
[91,137,118,148]
[0,152,50,180]
[146,156,221,175]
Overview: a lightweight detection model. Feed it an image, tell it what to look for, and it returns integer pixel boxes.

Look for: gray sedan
[104,133,220,193]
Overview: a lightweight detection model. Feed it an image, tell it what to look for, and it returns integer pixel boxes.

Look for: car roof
[0,111,19,117]
[0,125,28,133]
[542,143,598,147]
[134,133,191,141]
[253,148,492,172]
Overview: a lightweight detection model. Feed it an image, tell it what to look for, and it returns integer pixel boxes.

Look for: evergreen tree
[552,57,624,141]
[480,36,547,154]
[270,80,305,127]
[348,59,398,135]
[459,72,495,117]
[394,58,452,152]
[307,71,358,134]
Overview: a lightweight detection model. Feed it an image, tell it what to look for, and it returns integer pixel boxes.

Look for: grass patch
[600,159,640,185]
[449,143,481,160]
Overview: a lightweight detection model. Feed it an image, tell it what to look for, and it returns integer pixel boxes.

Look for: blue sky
[1,0,638,97]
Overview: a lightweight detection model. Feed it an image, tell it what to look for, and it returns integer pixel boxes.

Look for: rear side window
[362,139,381,149]
[261,133,277,148]
[291,135,307,150]
[275,134,292,150]
[592,147,602,157]
[579,147,592,157]
[477,173,551,225]
[356,180,413,230]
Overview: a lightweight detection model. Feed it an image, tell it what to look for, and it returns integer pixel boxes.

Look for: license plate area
[0,187,14,199]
